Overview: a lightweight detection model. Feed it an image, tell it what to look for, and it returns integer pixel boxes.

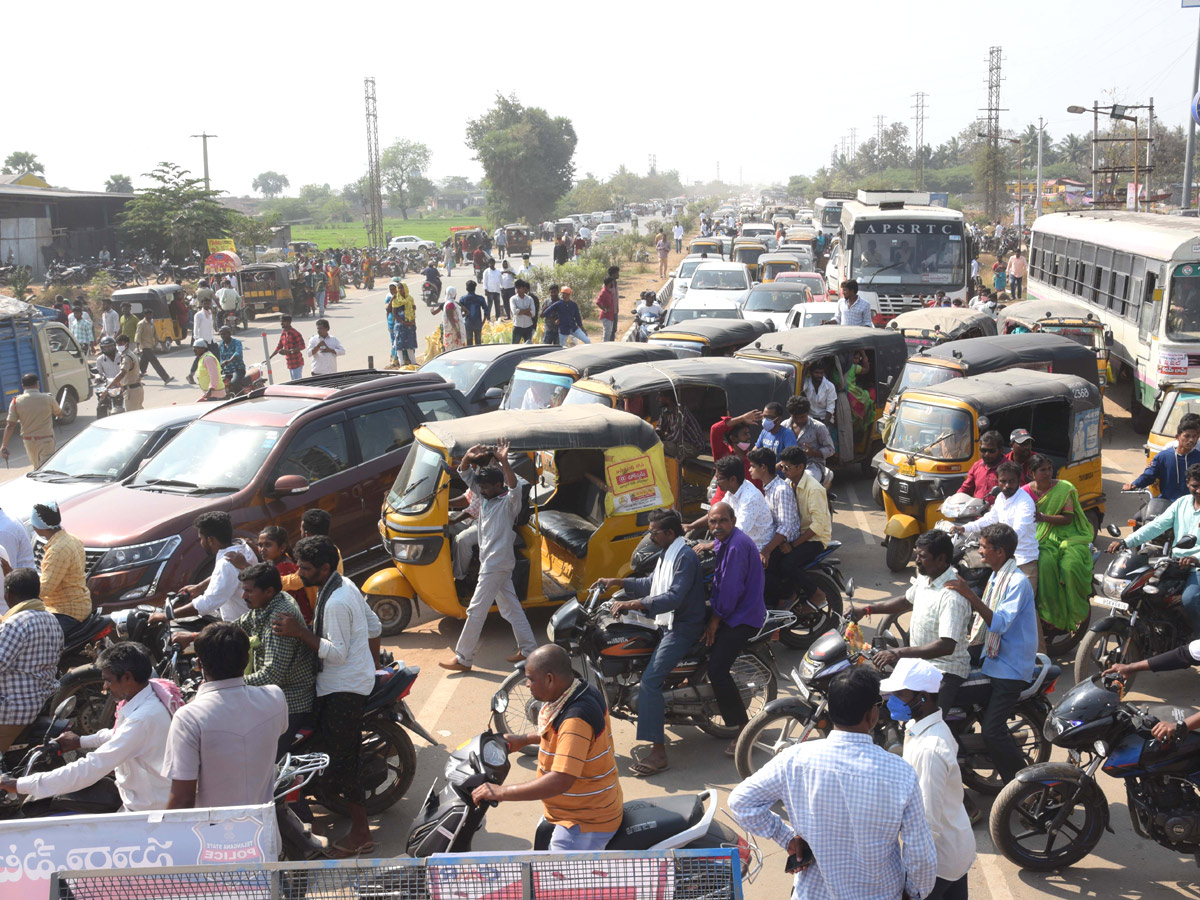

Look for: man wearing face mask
[753,402,796,457]
[709,409,763,490]
[953,460,1039,593]
[849,530,972,712]
[881,659,976,898]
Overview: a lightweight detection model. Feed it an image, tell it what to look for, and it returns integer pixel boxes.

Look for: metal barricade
[50,847,743,900]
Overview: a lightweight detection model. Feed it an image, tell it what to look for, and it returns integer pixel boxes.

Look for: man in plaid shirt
[0,568,63,751]
[270,315,306,381]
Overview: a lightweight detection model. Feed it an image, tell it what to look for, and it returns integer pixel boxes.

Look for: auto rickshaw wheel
[871,477,884,510]
[368,594,413,636]
[885,535,915,573]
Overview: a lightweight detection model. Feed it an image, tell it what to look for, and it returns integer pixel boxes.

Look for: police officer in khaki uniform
[113,334,143,411]
[0,373,63,467]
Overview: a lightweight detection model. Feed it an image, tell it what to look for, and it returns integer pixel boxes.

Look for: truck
[0,298,92,424]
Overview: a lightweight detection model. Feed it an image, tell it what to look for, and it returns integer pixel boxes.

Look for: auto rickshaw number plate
[898,461,917,478]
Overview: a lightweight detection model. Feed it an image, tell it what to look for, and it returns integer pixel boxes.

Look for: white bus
[1028,211,1200,429]
[825,190,969,322]
[813,196,846,238]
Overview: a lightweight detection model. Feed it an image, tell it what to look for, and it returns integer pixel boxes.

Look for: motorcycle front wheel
[495,668,543,758]
[989,778,1105,871]
[778,570,843,650]
[1074,626,1142,691]
[734,707,826,779]
[315,718,416,816]
[695,650,778,738]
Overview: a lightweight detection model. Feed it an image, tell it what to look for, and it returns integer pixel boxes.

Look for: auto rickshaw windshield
[1041,325,1102,349]
[388,443,445,515]
[892,361,960,395]
[503,371,573,410]
[886,400,973,461]
[561,388,611,407]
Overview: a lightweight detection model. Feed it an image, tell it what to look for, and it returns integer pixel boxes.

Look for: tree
[787,174,814,199]
[466,94,577,226]
[2,151,43,176]
[556,175,613,217]
[1061,134,1090,171]
[380,140,432,220]
[227,211,280,260]
[116,162,232,259]
[251,171,290,199]
[104,174,133,192]
[342,177,368,208]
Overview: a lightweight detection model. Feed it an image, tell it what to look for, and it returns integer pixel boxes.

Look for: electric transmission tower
[364,77,384,249]
[912,93,928,190]
[849,127,858,160]
[979,47,1006,219]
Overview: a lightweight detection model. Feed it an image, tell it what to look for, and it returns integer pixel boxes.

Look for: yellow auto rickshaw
[563,357,790,518]
[1145,380,1200,460]
[110,284,185,347]
[688,238,723,259]
[756,252,802,283]
[999,298,1113,392]
[648,319,774,358]
[876,369,1105,571]
[239,263,294,319]
[735,325,908,469]
[886,307,997,357]
[732,239,768,281]
[500,343,680,410]
[503,224,533,256]
[363,407,676,630]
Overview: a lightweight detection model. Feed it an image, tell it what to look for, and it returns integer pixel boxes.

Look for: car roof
[92,405,206,430]
[693,261,748,272]
[792,302,841,314]
[422,344,547,365]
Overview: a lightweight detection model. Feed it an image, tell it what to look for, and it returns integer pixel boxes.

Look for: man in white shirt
[0,506,35,570]
[672,222,684,253]
[187,298,217,385]
[482,259,505,320]
[955,460,1039,592]
[158,512,257,623]
[802,363,838,425]
[216,277,242,330]
[713,455,776,552]
[275,535,376,857]
[307,319,346,376]
[99,298,120,340]
[2,642,171,811]
[881,659,975,898]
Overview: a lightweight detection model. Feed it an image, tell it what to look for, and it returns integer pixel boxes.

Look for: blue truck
[0,301,92,425]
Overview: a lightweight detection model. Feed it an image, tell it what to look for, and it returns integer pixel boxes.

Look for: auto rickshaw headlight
[877,472,890,490]
[389,536,443,565]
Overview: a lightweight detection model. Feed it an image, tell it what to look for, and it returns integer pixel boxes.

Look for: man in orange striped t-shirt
[472,645,623,850]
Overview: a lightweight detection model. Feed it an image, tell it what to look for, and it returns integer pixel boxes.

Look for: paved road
[6,250,1198,895]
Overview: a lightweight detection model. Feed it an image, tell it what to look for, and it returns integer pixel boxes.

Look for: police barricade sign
[1,803,278,900]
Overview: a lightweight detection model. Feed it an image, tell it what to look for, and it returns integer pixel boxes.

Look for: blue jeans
[558,328,590,346]
[1181,568,1200,634]
[288,366,304,381]
[638,626,702,743]
[548,823,616,852]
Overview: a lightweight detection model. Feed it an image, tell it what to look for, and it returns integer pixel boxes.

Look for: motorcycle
[404,694,761,880]
[92,372,125,418]
[989,673,1200,871]
[733,613,1058,795]
[422,280,441,308]
[631,293,664,342]
[493,584,795,751]
[275,752,331,861]
[1073,528,1195,690]
[223,360,270,397]
[0,696,122,820]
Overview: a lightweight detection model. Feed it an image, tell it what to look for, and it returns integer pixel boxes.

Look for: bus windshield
[849,221,966,288]
[820,206,841,227]
[1168,267,1200,342]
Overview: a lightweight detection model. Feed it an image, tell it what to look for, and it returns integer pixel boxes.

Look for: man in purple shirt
[704,501,767,753]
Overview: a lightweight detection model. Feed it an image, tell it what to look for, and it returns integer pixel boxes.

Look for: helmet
[99,336,116,349]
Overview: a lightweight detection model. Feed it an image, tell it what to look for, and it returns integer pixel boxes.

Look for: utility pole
[979,46,1006,220]
[363,77,384,250]
[875,115,885,148]
[1186,13,1200,209]
[648,154,656,175]
[912,93,927,190]
[189,133,217,191]
[1147,98,1155,211]
[1035,117,1045,218]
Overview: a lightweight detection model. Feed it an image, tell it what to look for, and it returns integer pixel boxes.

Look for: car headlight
[389,536,442,565]
[93,535,181,574]
[1102,576,1131,599]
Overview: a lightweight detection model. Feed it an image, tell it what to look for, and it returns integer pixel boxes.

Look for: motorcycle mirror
[1106,523,1122,538]
[52,695,77,720]
[491,692,508,714]
[1178,535,1198,551]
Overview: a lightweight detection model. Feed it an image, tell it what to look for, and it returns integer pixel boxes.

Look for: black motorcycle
[990,673,1200,871]
[494,584,794,751]
[1074,528,1194,689]
[404,695,761,880]
[733,614,1058,795]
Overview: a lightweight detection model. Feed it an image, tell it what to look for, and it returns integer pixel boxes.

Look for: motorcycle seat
[606,794,706,851]
[62,611,112,649]
[364,664,419,713]
[536,510,595,558]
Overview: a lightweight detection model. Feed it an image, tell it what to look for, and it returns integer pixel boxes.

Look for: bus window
[1168,266,1200,342]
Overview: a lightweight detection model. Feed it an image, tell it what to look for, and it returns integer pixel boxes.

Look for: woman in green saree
[1023,453,1092,631]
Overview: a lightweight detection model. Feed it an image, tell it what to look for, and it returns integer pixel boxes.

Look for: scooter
[405,695,761,880]
[631,304,663,342]
[92,372,125,418]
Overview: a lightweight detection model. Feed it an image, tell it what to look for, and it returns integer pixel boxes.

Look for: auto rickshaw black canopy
[528,343,680,378]
[904,369,1102,416]
[736,324,908,400]
[587,357,791,415]
[652,318,774,349]
[908,332,1100,388]
[887,307,998,341]
[420,406,664,456]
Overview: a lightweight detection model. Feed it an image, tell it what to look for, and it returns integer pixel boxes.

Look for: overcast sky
[8,0,1200,197]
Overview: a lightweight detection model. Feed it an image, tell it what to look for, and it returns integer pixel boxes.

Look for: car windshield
[798,276,825,295]
[691,269,748,290]
[419,355,490,392]
[887,400,973,460]
[665,307,740,325]
[33,426,156,481]
[132,420,280,492]
[501,371,573,410]
[799,309,839,328]
[746,289,807,312]
[1169,267,1200,342]
[388,443,446,515]
[678,259,708,278]
[893,362,961,395]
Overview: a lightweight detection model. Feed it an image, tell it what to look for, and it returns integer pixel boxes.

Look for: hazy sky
[8,0,1200,197]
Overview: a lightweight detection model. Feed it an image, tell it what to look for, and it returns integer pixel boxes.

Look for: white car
[662,296,744,328]
[669,254,721,301]
[388,235,436,252]
[741,283,813,330]
[0,406,204,531]
[679,261,754,308]
[783,301,841,330]
[593,223,620,242]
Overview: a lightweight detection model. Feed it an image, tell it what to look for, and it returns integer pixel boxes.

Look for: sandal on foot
[628,760,670,777]
[325,839,374,859]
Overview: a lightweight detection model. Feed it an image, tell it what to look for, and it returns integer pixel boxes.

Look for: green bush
[463,206,483,218]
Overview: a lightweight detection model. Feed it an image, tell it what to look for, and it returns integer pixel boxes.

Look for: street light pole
[1036,117,1045,218]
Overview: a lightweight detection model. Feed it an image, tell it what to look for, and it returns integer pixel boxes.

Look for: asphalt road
[6,240,1199,897]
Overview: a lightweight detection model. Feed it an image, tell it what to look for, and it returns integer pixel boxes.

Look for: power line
[363,77,384,249]
[912,93,928,190]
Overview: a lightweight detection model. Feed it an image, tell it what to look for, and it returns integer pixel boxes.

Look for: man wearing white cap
[881,658,975,899]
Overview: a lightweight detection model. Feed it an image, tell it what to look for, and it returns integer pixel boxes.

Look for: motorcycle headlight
[93,535,181,574]
[389,536,443,565]
[1102,575,1131,599]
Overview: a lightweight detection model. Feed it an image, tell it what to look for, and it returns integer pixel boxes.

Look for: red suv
[51,371,469,611]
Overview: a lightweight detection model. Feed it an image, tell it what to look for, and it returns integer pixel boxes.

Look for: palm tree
[1062,134,1090,171]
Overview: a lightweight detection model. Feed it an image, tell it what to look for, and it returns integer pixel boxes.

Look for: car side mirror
[1178,535,1197,550]
[271,474,310,496]
[483,386,504,402]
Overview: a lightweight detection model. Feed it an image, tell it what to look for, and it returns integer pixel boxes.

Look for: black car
[418,344,558,413]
